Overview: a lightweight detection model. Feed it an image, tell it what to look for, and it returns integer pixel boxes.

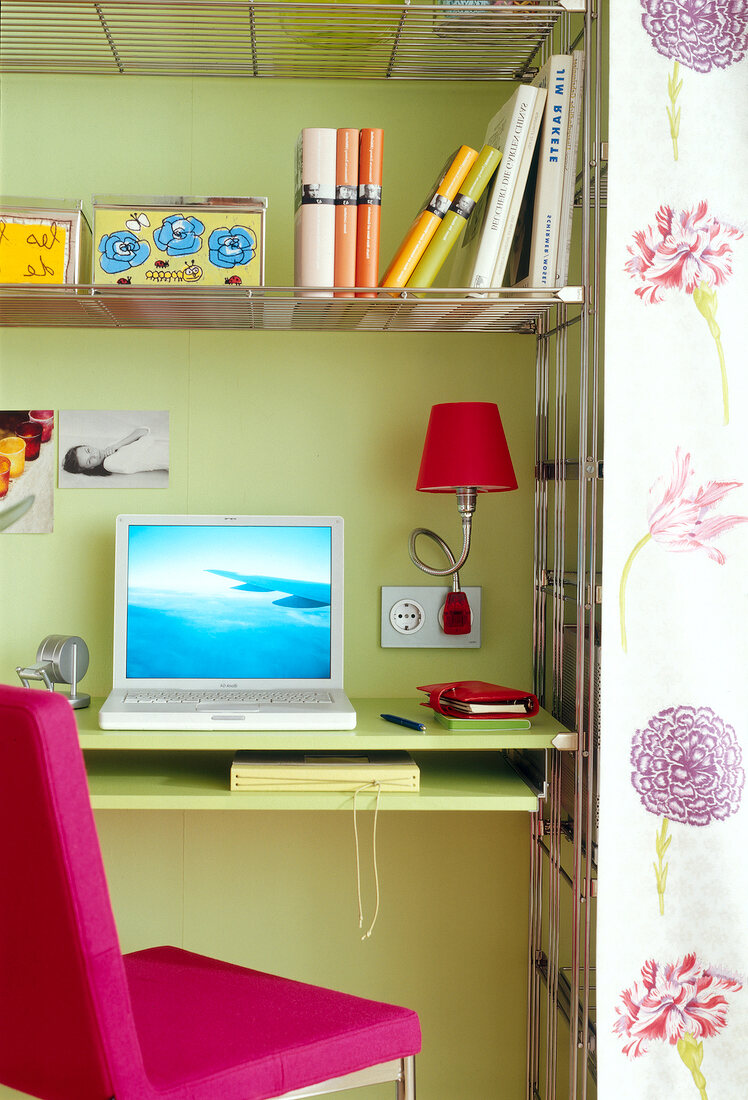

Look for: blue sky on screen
[127,524,332,594]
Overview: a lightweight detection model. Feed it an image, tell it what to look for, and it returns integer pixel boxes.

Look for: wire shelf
[0,284,583,332]
[0,1,576,81]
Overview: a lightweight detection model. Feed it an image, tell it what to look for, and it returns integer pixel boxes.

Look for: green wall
[1,71,538,1097]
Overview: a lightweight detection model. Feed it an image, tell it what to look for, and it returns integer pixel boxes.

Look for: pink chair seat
[125,946,420,1097]
[0,685,420,1100]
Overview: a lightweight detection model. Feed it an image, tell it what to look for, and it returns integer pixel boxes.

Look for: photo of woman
[58,410,169,488]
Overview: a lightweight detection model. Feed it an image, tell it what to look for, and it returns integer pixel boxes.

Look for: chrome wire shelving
[526,1,603,1098]
[0,0,581,81]
[2,3,601,1096]
[0,283,583,332]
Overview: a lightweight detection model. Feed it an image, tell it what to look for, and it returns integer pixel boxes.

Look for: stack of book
[389,51,583,295]
[294,126,384,298]
[230,751,420,792]
[452,51,584,293]
[417,679,539,731]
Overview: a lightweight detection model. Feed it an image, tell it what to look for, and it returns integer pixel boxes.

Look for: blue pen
[380,713,426,732]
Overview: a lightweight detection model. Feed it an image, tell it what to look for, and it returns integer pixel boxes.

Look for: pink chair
[0,685,420,1099]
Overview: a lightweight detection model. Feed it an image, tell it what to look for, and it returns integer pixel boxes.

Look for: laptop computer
[99,515,356,730]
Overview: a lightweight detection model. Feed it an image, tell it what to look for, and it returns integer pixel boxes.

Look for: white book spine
[294,127,337,296]
[555,50,585,287]
[527,55,573,287]
[490,87,547,288]
[469,86,542,290]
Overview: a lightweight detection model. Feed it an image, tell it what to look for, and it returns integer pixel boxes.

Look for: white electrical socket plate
[380,586,481,648]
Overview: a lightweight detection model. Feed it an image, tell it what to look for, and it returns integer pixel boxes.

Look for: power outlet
[380,586,481,648]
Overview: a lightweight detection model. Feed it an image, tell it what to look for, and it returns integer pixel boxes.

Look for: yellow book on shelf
[406,143,501,290]
[230,751,420,792]
[380,144,478,289]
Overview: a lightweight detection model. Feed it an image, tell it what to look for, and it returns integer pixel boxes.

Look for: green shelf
[84,750,539,812]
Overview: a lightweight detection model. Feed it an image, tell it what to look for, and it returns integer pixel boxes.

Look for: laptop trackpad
[195,703,260,712]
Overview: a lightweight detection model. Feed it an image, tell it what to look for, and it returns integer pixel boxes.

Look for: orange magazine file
[334,128,359,298]
[380,144,478,290]
[355,128,384,298]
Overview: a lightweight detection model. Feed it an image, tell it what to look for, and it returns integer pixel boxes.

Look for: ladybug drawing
[225,275,242,285]
[154,259,169,268]
[117,276,132,284]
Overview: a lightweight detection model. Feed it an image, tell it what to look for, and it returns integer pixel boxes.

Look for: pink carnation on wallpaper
[639,0,748,157]
[619,448,748,651]
[626,203,742,424]
[615,954,742,1098]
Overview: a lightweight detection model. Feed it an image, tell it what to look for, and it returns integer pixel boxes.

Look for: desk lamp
[409,401,517,634]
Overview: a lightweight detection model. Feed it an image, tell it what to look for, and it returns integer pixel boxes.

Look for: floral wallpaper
[599,2,748,1098]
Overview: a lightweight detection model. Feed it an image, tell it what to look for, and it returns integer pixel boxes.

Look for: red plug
[442,590,472,635]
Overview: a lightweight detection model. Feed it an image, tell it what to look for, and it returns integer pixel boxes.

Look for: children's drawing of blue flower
[154,214,205,256]
[208,225,257,268]
[98,230,151,273]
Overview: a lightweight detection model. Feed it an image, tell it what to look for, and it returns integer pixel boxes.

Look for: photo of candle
[16,421,43,462]
[0,409,55,533]
[29,409,54,443]
[0,435,26,478]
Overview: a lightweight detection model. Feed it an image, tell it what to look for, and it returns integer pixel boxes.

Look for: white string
[353,781,382,940]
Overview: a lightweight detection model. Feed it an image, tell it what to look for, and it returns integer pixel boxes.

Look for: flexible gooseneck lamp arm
[408,488,477,581]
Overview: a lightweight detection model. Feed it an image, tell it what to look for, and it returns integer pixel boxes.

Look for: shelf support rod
[248,0,259,77]
[386,0,410,79]
[95,3,124,73]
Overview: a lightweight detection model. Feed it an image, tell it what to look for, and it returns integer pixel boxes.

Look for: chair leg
[397,1055,416,1099]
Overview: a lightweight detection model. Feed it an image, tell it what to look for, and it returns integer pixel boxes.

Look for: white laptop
[99,515,356,730]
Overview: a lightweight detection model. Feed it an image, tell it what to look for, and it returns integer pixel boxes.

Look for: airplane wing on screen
[205,569,331,608]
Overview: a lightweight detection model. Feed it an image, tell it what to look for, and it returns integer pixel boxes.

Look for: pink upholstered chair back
[0,685,138,1099]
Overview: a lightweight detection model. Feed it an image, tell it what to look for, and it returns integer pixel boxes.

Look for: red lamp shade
[416,402,518,493]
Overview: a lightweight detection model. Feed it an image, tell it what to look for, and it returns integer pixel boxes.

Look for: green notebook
[432,710,531,731]
[406,143,502,290]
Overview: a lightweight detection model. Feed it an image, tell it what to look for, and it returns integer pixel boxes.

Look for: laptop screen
[112,516,343,687]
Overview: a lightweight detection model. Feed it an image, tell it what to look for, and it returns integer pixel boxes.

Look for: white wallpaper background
[598,3,748,1099]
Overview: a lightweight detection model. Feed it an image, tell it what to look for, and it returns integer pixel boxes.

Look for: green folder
[432,711,531,731]
[406,143,501,290]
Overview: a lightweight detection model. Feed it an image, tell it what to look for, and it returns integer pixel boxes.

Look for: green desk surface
[78,697,574,752]
[77,699,572,812]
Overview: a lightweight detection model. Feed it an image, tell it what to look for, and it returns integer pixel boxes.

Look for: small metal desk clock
[16,635,90,709]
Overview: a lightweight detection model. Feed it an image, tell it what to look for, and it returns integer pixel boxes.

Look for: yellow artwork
[93,203,265,287]
[0,216,72,284]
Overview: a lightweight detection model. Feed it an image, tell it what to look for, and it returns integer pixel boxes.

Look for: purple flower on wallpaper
[626,204,743,424]
[631,705,744,914]
[641,0,748,71]
[639,1,748,157]
[631,706,744,824]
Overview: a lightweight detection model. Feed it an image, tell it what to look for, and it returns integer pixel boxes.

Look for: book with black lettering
[450,83,546,292]
[334,127,359,298]
[509,54,575,288]
[355,127,384,297]
[294,127,337,297]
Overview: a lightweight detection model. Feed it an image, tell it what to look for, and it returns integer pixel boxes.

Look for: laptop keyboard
[125,690,333,705]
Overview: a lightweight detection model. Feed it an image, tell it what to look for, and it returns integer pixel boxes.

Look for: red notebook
[418,680,540,720]
[355,127,383,297]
